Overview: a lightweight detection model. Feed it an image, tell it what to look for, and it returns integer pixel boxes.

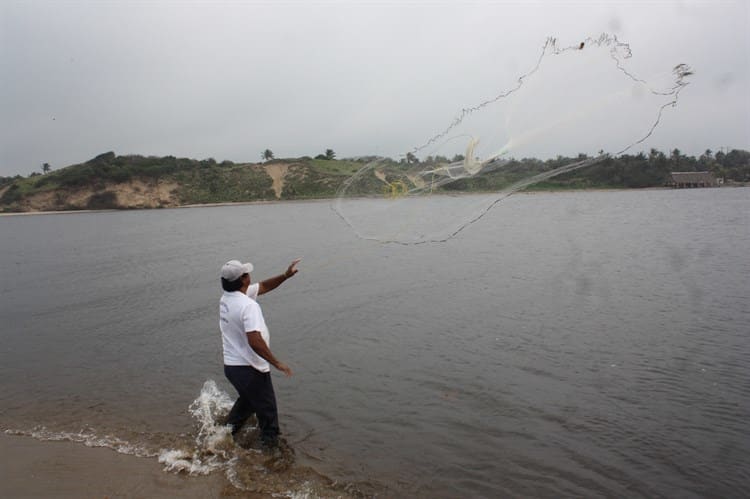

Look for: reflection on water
[1,188,748,497]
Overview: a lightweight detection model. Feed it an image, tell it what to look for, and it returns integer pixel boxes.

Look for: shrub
[0,184,21,204]
[89,151,116,164]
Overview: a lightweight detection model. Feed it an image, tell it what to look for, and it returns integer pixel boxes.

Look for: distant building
[667,171,717,188]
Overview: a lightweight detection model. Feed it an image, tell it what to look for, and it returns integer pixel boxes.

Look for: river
[0,187,747,497]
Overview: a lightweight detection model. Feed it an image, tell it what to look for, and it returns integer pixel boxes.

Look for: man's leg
[224,365,256,434]
[224,395,254,435]
[253,371,280,448]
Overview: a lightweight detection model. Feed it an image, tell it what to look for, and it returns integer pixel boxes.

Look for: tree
[262,149,274,161]
[671,148,682,169]
[324,149,335,160]
[42,162,51,174]
[648,148,665,163]
[406,152,418,164]
[715,150,726,166]
[699,149,715,170]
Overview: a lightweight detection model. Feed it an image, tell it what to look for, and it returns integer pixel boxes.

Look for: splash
[160,380,352,496]
[158,379,238,475]
[333,34,692,244]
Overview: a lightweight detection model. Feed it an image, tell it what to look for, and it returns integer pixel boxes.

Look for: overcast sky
[1,0,748,176]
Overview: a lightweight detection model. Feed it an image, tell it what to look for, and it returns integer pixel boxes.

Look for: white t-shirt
[219,283,271,372]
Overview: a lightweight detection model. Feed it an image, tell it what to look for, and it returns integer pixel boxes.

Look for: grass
[309,159,363,176]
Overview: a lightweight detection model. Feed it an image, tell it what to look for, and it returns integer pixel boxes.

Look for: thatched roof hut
[668,172,717,188]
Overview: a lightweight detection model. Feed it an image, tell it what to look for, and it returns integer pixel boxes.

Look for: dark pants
[224,365,280,446]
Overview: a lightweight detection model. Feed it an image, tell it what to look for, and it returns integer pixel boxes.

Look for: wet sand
[0,433,226,499]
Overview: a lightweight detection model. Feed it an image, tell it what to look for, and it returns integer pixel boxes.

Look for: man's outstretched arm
[258,258,301,295]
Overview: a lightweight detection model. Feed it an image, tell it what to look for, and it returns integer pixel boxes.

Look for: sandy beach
[0,433,226,499]
[0,186,678,217]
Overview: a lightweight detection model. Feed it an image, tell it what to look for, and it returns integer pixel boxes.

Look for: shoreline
[2,185,739,217]
[0,197,335,217]
[0,433,226,499]
[1,431,370,498]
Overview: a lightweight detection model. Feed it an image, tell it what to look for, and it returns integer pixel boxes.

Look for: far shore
[1,185,743,217]
[0,197,333,217]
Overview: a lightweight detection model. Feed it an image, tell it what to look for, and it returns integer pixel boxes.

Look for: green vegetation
[1,173,53,204]
[173,163,274,204]
[309,158,361,177]
[527,148,749,189]
[1,148,747,213]
[314,149,336,161]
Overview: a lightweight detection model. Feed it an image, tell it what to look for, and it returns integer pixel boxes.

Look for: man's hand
[248,332,294,377]
[276,362,293,377]
[284,258,301,279]
[258,258,302,295]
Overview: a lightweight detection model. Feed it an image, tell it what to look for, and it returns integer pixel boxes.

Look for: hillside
[0,152,363,212]
[1,149,747,213]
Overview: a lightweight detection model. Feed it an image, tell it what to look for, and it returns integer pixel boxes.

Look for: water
[1,188,748,497]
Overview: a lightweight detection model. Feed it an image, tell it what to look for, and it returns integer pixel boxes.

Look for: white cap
[220,260,254,281]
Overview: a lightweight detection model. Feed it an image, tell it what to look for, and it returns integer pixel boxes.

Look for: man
[219,257,300,449]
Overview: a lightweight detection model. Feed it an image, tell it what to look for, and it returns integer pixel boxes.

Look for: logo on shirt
[220,302,229,324]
